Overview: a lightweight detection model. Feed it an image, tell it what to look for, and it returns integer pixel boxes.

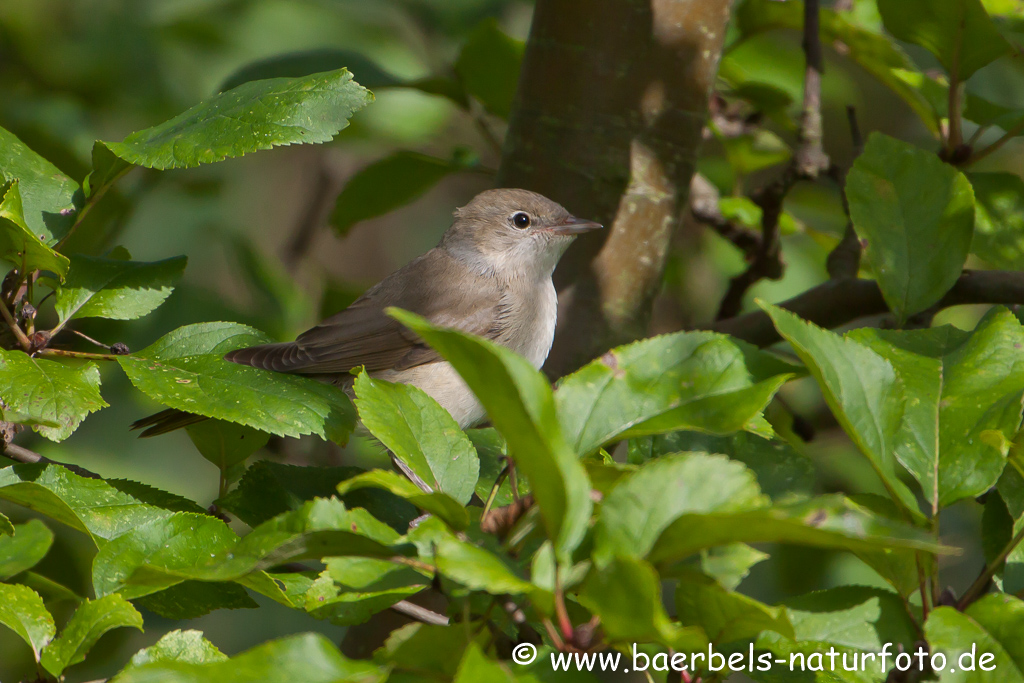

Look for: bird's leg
[507,462,520,503]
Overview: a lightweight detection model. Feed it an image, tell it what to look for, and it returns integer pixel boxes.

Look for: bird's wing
[224,249,504,374]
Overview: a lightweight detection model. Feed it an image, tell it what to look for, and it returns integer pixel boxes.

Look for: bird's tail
[131,409,207,437]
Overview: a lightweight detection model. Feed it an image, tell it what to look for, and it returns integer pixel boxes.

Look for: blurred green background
[1,0,1023,680]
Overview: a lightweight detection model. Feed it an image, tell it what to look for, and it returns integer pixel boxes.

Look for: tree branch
[706,270,1024,347]
[0,440,102,479]
[689,174,761,257]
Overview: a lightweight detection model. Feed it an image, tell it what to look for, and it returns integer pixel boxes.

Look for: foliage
[0,0,1023,682]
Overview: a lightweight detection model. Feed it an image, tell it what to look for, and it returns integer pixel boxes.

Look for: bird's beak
[549,215,603,235]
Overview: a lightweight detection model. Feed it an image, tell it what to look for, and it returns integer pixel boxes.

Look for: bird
[132,188,601,436]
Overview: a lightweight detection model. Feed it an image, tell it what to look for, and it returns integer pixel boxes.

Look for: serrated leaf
[118,322,355,442]
[878,0,1011,79]
[760,302,919,513]
[846,134,974,321]
[648,496,949,567]
[579,556,708,651]
[354,372,479,504]
[594,452,768,563]
[100,69,372,170]
[331,151,474,237]
[0,181,70,278]
[454,19,523,117]
[0,349,107,441]
[0,125,78,243]
[390,308,592,561]
[556,332,794,455]
[0,519,53,579]
[215,460,415,532]
[850,312,1024,510]
[676,573,793,644]
[40,595,143,677]
[0,511,12,536]
[926,594,1024,681]
[0,463,204,544]
[0,583,54,661]
[186,419,270,471]
[336,469,470,530]
[54,253,187,323]
[111,633,382,683]
[134,581,258,619]
[125,629,227,669]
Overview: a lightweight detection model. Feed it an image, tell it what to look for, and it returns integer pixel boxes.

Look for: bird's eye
[511,212,531,229]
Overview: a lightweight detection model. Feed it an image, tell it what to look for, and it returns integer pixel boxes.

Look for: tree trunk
[498,0,734,375]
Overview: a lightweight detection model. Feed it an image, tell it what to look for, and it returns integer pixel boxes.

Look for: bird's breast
[496,279,558,370]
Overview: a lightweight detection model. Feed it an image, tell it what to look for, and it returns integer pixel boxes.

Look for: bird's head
[442,188,602,277]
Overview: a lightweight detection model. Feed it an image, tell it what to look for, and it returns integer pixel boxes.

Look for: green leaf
[92,499,410,599]
[926,594,1024,681]
[0,511,12,536]
[219,49,402,92]
[15,571,82,605]
[0,125,78,243]
[389,308,592,560]
[971,172,1024,270]
[878,0,1012,79]
[454,19,524,117]
[186,420,270,471]
[632,430,815,500]
[760,302,918,513]
[330,151,476,237]
[556,332,794,454]
[100,69,372,170]
[375,623,475,679]
[0,181,70,278]
[719,129,791,175]
[846,133,975,322]
[40,595,143,677]
[125,629,227,669]
[454,644,516,683]
[579,556,708,650]
[676,573,793,645]
[594,452,767,562]
[215,460,415,532]
[648,495,948,567]
[470,428,527,508]
[304,572,422,626]
[118,322,356,442]
[111,633,382,683]
[134,580,258,619]
[0,583,54,661]
[54,253,187,323]
[354,372,479,504]
[850,313,1024,509]
[0,463,204,544]
[780,585,919,651]
[0,519,53,579]
[406,516,537,597]
[336,470,469,530]
[0,348,107,441]
[686,544,769,591]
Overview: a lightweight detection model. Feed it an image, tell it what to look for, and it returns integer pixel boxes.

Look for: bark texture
[498,0,735,375]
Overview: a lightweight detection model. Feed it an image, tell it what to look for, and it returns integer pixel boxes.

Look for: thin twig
[968,118,1024,166]
[1,441,102,479]
[795,0,829,178]
[689,174,761,258]
[37,348,120,362]
[390,599,450,626]
[0,297,31,351]
[957,523,1024,610]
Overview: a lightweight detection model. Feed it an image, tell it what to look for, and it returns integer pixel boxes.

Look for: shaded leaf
[186,419,270,471]
[303,572,422,626]
[390,308,592,560]
[219,49,402,92]
[454,644,516,683]
[101,69,372,170]
[0,181,70,278]
[782,586,919,651]
[760,302,917,512]
[878,0,1012,79]
[54,252,187,323]
[337,469,470,530]
[40,595,143,677]
[0,125,78,243]
[331,151,476,237]
[354,372,479,504]
[0,463,204,544]
[926,594,1024,681]
[118,322,355,442]
[134,581,258,620]
[0,583,54,661]
[0,511,11,536]
[0,519,53,579]
[111,633,382,683]
[971,172,1024,270]
[0,349,107,441]
[676,573,793,644]
[846,133,974,322]
[454,19,524,117]
[579,556,707,651]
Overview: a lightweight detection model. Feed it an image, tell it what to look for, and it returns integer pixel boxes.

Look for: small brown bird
[134,188,600,435]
